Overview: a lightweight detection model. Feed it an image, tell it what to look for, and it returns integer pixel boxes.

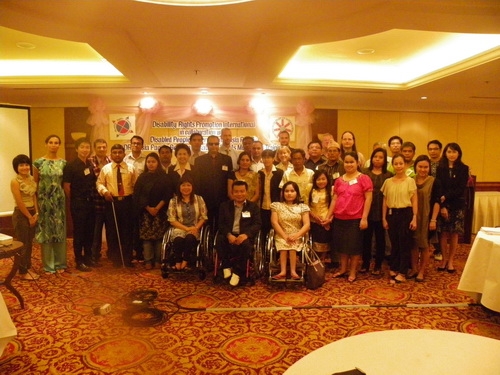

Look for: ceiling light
[357,48,375,55]
[193,98,213,115]
[139,97,158,109]
[277,29,500,88]
[16,42,36,50]
[421,96,428,100]
[134,0,251,6]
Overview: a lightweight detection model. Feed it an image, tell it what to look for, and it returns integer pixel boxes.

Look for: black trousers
[216,233,253,279]
[71,199,95,265]
[104,197,133,266]
[387,207,414,275]
[173,234,198,263]
[362,220,386,270]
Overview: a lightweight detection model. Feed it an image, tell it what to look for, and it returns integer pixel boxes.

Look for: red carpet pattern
[1,240,500,374]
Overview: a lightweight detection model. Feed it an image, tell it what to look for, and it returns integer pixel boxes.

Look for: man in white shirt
[250,140,264,172]
[219,128,239,170]
[280,148,314,204]
[123,135,146,176]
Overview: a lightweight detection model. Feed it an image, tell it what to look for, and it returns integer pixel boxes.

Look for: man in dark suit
[216,181,261,286]
[194,135,233,230]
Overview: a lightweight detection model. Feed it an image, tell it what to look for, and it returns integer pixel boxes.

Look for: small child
[308,170,333,262]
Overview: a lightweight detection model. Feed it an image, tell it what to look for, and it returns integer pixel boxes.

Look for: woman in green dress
[33,134,67,274]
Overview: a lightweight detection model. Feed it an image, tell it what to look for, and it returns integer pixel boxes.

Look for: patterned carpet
[1,240,500,374]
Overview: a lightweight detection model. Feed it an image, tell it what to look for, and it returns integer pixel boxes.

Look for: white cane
[111,200,126,268]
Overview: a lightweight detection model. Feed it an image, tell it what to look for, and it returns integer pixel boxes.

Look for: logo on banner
[270,116,295,141]
[109,114,136,140]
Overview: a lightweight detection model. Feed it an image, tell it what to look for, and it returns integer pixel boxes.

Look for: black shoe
[87,260,102,268]
[77,263,92,272]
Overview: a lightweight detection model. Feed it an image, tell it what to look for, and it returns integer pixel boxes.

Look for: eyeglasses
[208,142,219,146]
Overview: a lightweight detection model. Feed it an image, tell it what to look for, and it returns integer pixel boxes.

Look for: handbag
[304,246,325,290]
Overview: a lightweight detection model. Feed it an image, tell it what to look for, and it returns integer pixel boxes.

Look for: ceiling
[1,0,500,113]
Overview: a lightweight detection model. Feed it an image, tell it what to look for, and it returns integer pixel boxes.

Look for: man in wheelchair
[216,180,261,286]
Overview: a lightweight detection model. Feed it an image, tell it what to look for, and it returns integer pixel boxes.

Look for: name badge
[349,178,358,185]
[242,211,251,218]
[84,168,91,176]
[333,172,340,179]
[312,195,319,204]
[222,165,228,171]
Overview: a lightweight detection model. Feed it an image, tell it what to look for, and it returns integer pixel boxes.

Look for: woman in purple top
[327,151,373,282]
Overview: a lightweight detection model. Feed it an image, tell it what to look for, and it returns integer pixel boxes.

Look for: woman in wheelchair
[167,175,208,271]
[270,181,310,280]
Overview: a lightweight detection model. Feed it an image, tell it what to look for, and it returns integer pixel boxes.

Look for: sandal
[348,276,356,283]
[290,274,301,280]
[272,274,286,280]
[333,271,347,278]
[22,273,40,281]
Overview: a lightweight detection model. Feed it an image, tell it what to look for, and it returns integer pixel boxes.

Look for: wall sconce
[139,96,158,109]
[193,98,213,116]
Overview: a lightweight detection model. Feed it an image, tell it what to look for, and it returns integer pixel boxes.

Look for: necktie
[117,164,124,196]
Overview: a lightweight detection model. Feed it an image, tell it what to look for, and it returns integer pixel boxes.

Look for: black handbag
[304,246,325,290]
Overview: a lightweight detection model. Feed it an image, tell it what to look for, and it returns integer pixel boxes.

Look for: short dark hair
[427,139,442,149]
[242,136,254,142]
[388,135,403,146]
[174,143,191,156]
[131,135,144,145]
[232,180,248,191]
[75,137,91,149]
[111,144,125,152]
[12,154,32,173]
[291,148,306,159]
[93,138,107,148]
[158,145,172,153]
[190,133,203,142]
[307,141,322,149]
[401,141,416,151]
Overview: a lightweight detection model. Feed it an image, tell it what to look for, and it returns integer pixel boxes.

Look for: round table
[284,329,500,375]
[0,240,24,309]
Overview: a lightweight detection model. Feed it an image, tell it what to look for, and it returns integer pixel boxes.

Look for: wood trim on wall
[475,182,500,192]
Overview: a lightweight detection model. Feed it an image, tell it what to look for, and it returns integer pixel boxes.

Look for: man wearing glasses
[194,135,233,230]
[124,135,146,176]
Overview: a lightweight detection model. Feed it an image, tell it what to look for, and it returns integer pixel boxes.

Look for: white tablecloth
[458,229,500,312]
[472,191,500,233]
[0,292,17,356]
[284,329,500,375]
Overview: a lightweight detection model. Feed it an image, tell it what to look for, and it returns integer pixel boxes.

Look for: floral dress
[33,158,66,243]
[270,202,310,251]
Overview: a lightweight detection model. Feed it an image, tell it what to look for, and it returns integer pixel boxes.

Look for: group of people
[10,128,469,288]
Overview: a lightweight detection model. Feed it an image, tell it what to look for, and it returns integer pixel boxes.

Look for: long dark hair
[439,142,464,168]
[237,151,252,170]
[281,181,302,204]
[343,151,362,172]
[144,152,162,174]
[309,170,332,207]
[369,147,388,173]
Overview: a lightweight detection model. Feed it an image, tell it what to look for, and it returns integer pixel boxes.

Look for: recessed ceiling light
[421,96,428,100]
[357,48,375,55]
[134,0,251,6]
[16,42,36,50]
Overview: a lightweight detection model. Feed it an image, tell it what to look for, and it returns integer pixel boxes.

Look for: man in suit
[194,135,233,230]
[216,181,261,286]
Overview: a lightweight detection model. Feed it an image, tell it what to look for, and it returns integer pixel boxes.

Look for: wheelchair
[264,229,311,285]
[211,230,264,285]
[160,225,212,280]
